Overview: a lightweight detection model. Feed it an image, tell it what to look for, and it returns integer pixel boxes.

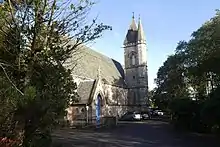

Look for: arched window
[81,108,85,113]
[132,55,135,65]
[75,108,79,114]
[130,53,136,66]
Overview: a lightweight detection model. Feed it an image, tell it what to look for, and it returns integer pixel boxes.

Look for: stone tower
[123,14,148,107]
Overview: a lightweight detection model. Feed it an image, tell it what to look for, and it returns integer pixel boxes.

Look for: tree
[0,0,111,146]
[147,89,156,107]
[154,51,189,110]
[155,10,220,103]
[184,10,220,96]
[154,10,220,132]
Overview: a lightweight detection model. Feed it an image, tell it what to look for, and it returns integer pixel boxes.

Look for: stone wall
[65,106,87,126]
[65,79,129,126]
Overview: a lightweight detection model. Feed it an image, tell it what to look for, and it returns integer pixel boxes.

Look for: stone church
[65,15,148,125]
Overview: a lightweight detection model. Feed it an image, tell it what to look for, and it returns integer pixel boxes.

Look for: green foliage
[147,89,156,107]
[0,0,111,146]
[154,10,220,133]
[201,87,220,131]
[153,53,189,110]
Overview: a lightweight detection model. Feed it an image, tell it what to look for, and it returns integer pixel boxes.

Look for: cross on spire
[128,12,137,31]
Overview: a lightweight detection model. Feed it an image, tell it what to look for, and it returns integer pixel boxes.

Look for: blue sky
[89,0,220,90]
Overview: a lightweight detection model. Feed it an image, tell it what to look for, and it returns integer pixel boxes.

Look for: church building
[65,14,148,126]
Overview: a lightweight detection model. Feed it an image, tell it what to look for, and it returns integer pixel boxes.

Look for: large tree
[154,10,220,106]
[153,48,189,110]
[0,0,111,146]
[154,10,220,132]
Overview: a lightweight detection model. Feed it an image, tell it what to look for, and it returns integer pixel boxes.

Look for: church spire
[123,13,138,45]
[137,15,146,43]
[129,12,137,31]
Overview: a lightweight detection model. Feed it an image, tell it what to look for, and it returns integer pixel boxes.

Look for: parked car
[119,111,142,121]
[153,110,164,116]
[140,111,150,120]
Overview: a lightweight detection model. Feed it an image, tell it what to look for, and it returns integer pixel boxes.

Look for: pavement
[52,120,220,147]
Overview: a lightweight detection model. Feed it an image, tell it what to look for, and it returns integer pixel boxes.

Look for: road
[52,120,219,147]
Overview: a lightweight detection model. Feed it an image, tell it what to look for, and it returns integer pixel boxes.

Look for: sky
[88,0,220,90]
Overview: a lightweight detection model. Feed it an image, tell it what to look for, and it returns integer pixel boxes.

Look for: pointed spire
[137,15,146,43]
[124,13,138,45]
[129,12,137,31]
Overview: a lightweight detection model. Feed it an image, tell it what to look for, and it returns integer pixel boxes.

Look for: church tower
[123,14,148,107]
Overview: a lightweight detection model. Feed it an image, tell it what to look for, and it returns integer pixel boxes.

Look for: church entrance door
[96,94,102,127]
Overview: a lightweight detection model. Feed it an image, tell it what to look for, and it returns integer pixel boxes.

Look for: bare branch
[0,63,24,96]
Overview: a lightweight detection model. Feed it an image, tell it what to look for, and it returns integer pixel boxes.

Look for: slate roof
[123,16,146,45]
[66,44,127,105]
[76,80,96,104]
[66,44,126,87]
[124,30,138,45]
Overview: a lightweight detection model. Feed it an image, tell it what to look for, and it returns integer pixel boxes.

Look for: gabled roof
[76,80,96,104]
[65,43,125,87]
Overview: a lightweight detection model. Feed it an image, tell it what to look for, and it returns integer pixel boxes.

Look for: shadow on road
[52,121,220,147]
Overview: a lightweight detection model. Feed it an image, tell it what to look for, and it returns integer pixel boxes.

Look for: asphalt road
[52,120,220,147]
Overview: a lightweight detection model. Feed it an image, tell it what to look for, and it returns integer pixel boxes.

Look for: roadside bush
[169,98,206,132]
